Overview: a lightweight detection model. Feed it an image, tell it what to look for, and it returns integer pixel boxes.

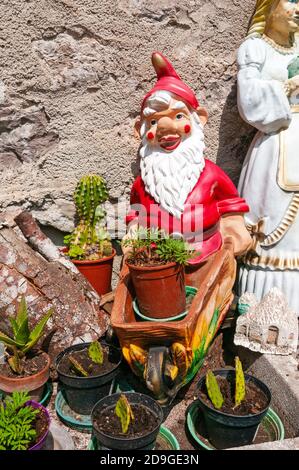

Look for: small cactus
[235,356,246,407]
[64,175,113,260]
[206,370,224,410]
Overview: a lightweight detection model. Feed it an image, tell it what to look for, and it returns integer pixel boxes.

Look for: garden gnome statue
[124,52,252,267]
[113,52,252,404]
[237,0,299,315]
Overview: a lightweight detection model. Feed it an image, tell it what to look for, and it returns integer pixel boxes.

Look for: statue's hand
[121,221,139,256]
[220,214,253,257]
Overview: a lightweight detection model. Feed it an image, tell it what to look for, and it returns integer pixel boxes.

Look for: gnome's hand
[220,214,253,256]
[121,221,139,258]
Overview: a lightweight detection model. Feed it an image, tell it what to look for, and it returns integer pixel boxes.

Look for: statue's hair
[247,0,279,37]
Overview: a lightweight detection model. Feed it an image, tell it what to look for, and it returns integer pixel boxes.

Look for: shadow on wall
[40,224,67,246]
[215,81,256,187]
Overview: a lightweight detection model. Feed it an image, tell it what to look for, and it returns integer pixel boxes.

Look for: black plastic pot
[56,341,122,415]
[91,392,164,450]
[196,369,271,449]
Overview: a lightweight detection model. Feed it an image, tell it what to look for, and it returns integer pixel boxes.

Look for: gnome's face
[137,91,207,219]
[143,95,192,152]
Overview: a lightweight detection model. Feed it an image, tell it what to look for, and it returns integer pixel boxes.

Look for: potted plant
[0,391,50,450]
[91,392,163,450]
[56,340,122,415]
[122,229,196,320]
[0,297,53,402]
[63,174,115,296]
[194,357,271,449]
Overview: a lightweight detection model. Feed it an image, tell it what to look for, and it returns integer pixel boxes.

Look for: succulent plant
[64,175,113,260]
[115,394,135,434]
[68,341,104,377]
[205,370,224,410]
[122,228,197,265]
[235,356,246,407]
[0,296,52,375]
[205,357,247,411]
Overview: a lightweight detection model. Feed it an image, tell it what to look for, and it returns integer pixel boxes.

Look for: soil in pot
[57,344,119,377]
[92,393,163,450]
[93,403,159,439]
[199,375,269,416]
[196,370,271,449]
[0,352,50,402]
[29,407,49,448]
[56,342,122,415]
[0,352,48,379]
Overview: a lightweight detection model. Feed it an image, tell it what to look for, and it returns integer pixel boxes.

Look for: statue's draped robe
[237,36,299,314]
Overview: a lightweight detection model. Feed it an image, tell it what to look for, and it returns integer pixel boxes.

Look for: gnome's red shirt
[126,159,249,263]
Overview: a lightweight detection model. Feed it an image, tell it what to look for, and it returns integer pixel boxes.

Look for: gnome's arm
[214,167,252,256]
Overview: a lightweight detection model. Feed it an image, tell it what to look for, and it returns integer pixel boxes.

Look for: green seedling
[205,357,247,411]
[88,341,104,366]
[69,356,89,377]
[115,394,135,434]
[205,370,224,410]
[234,356,246,408]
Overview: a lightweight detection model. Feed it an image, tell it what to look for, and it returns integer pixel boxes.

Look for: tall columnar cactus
[206,370,224,410]
[235,356,246,407]
[64,175,113,260]
[74,175,109,223]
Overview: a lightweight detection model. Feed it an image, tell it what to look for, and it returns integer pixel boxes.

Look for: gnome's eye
[176,113,184,120]
[150,119,157,126]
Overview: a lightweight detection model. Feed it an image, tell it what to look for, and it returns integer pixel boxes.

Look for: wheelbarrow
[110,239,236,404]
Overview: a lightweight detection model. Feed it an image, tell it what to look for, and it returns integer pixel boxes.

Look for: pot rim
[55,341,122,381]
[91,391,163,443]
[0,352,50,384]
[196,369,271,419]
[71,248,116,265]
[126,260,181,272]
[26,400,51,450]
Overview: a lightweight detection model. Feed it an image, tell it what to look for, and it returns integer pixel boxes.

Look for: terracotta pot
[127,261,186,319]
[73,249,116,296]
[0,352,50,402]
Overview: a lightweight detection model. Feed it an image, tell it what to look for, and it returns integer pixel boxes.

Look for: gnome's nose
[157,116,177,136]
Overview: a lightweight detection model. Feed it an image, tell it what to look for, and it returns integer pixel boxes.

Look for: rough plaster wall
[0,0,256,233]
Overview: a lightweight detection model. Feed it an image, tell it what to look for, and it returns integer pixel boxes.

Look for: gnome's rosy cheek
[184,124,191,134]
[147,131,155,140]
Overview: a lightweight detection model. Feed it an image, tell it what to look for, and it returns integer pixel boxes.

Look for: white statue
[237,0,299,315]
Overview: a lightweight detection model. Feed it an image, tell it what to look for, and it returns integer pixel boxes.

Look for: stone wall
[0,0,256,234]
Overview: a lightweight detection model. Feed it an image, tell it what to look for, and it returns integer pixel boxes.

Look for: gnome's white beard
[140,115,205,220]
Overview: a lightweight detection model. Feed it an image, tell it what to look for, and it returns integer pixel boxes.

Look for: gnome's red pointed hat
[142,52,199,111]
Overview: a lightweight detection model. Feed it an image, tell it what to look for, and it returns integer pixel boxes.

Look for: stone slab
[229,437,299,450]
[238,350,299,438]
